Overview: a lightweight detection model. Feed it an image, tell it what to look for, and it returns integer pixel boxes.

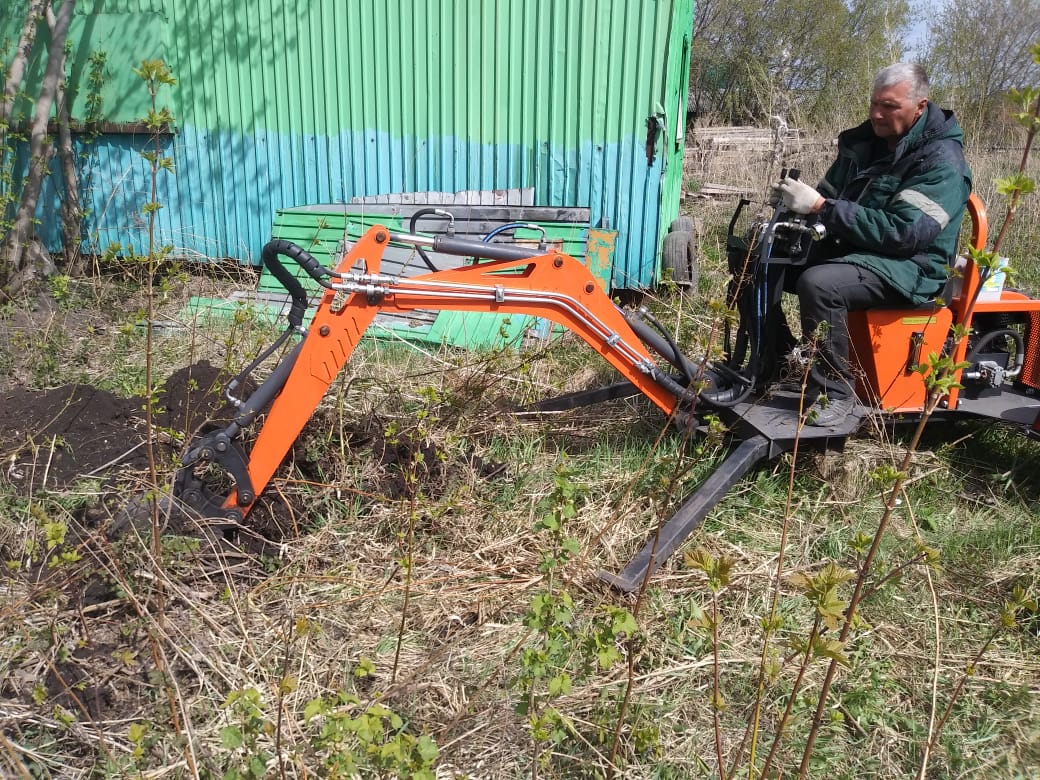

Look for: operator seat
[847,193,988,412]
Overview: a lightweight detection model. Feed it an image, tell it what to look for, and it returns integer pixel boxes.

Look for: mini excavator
[170,191,1040,591]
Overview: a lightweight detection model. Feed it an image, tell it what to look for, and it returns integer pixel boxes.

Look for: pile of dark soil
[0,360,243,490]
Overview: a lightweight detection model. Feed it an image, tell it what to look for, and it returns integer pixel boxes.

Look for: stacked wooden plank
[182,200,614,352]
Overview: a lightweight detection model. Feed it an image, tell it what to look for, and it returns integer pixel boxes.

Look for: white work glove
[777,177,824,215]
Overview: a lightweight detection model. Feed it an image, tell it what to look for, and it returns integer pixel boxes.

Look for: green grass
[1,171,1039,779]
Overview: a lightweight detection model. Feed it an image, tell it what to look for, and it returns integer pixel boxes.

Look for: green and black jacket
[815,102,972,304]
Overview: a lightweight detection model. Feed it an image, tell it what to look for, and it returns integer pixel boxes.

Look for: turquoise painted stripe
[34,126,658,286]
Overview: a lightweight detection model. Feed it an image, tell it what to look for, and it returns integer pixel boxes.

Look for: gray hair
[874,63,930,102]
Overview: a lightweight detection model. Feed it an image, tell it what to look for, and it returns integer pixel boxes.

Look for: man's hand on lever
[777,177,825,215]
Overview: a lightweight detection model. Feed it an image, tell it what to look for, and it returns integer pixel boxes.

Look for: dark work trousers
[787,260,897,399]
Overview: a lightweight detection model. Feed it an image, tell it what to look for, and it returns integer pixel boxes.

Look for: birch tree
[0,0,47,135]
[1,0,76,293]
[47,1,82,270]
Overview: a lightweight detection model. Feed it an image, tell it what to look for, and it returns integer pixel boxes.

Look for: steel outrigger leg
[599,434,772,593]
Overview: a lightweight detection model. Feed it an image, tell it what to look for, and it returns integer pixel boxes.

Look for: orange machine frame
[846,193,1040,412]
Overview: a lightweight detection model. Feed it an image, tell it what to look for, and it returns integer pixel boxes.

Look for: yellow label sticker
[901,316,937,325]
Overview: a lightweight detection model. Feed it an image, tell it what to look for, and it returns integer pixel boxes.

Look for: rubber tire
[669,215,697,234]
[662,230,698,287]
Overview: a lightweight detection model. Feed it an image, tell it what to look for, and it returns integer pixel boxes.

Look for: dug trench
[0,359,505,727]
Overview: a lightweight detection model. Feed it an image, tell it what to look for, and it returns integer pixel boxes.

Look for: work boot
[805,393,855,427]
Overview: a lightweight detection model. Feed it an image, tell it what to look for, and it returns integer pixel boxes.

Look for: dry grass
[0,136,1038,778]
[2,310,1038,777]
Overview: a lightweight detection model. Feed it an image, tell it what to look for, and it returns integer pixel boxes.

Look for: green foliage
[47,273,73,307]
[533,463,583,574]
[788,563,854,633]
[127,721,157,764]
[220,688,273,780]
[995,171,1036,201]
[512,462,641,771]
[683,546,735,593]
[3,322,72,387]
[913,350,970,396]
[304,666,440,779]
[1001,585,1038,629]
[133,59,177,97]
[690,0,909,126]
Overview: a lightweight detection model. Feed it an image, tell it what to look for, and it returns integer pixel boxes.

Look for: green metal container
[4,0,693,288]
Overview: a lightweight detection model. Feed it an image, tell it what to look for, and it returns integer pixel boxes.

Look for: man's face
[869,81,927,143]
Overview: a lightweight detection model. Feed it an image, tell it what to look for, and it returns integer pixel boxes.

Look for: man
[775,62,972,425]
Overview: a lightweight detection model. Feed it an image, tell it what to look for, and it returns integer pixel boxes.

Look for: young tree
[47,1,82,270]
[922,0,1040,141]
[0,0,46,135]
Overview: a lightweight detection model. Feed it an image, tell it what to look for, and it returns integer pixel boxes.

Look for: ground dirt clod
[0,360,242,489]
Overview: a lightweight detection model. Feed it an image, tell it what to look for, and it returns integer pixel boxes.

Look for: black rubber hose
[647,365,701,405]
[698,377,755,407]
[261,239,334,328]
[409,208,452,272]
[622,317,752,408]
[623,308,700,382]
[226,326,295,407]
[965,328,1026,374]
[621,303,756,407]
[699,299,759,407]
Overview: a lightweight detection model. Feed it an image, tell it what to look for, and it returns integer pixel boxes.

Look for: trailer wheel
[669,215,697,234]
[662,230,698,287]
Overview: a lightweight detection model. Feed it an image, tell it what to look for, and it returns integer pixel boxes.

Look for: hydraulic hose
[647,365,702,405]
[225,327,296,408]
[621,307,753,407]
[964,328,1025,379]
[228,239,331,431]
[702,272,761,408]
[483,222,530,242]
[698,371,755,407]
[261,239,334,328]
[408,208,455,272]
[624,307,700,382]
[482,222,547,257]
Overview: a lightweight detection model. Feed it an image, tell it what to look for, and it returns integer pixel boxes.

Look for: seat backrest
[929,193,988,307]
[966,192,988,254]
[948,192,989,313]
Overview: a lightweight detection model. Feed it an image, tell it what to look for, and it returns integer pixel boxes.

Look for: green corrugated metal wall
[3,0,693,288]
[3,1,167,120]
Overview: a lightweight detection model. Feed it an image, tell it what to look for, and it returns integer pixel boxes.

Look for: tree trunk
[3,0,75,293]
[47,2,83,271]
[1,0,47,246]
[0,0,48,134]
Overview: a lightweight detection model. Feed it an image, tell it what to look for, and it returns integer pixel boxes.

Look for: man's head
[870,63,929,145]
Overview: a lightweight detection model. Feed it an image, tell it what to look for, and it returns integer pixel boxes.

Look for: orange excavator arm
[174,225,698,523]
